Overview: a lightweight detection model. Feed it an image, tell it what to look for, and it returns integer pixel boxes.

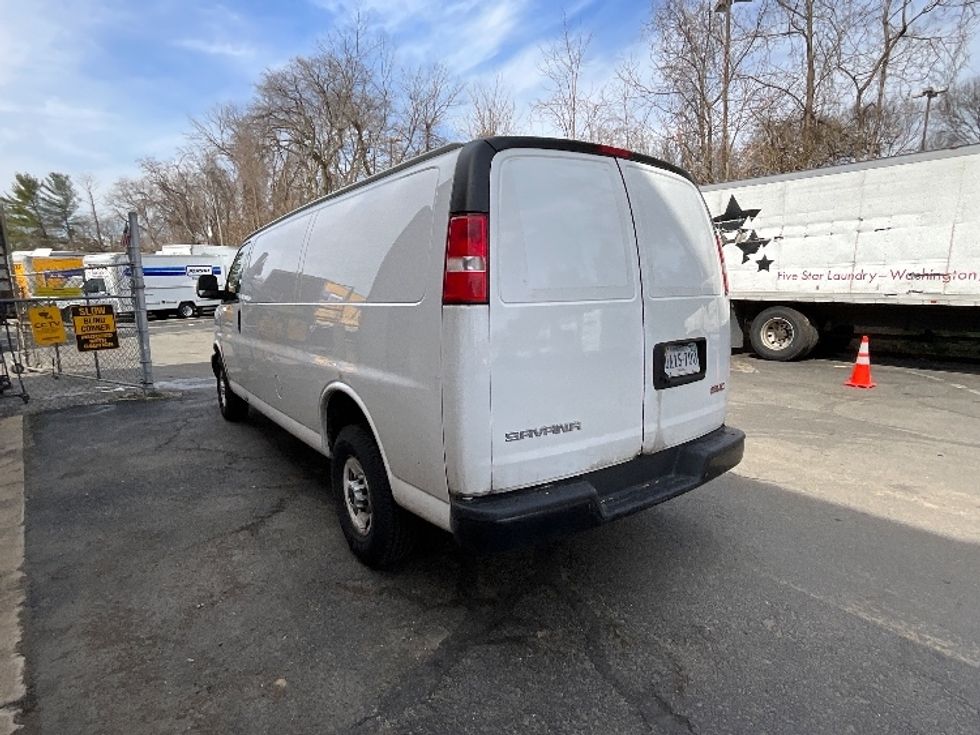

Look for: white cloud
[0,0,264,199]
[443,2,523,73]
[309,0,436,32]
[0,1,126,188]
[315,0,529,72]
[174,38,255,58]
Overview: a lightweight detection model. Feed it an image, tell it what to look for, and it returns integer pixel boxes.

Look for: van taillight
[443,214,488,304]
[715,231,730,296]
[595,144,631,159]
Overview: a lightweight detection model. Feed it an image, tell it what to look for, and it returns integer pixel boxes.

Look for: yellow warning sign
[26,306,68,346]
[70,304,119,352]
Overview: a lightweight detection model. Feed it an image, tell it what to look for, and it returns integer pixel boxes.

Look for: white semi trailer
[702,145,980,359]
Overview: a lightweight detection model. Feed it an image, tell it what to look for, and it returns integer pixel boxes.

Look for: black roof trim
[244,143,464,241]
[449,136,695,213]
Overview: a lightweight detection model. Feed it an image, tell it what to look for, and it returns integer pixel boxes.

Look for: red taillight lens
[443,214,488,304]
[715,231,730,296]
[596,144,631,159]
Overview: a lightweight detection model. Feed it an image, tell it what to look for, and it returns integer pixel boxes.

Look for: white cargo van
[198,137,744,567]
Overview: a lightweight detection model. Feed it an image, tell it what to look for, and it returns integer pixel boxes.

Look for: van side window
[226,242,253,295]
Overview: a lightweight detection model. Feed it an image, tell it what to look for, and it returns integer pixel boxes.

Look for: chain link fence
[0,214,154,416]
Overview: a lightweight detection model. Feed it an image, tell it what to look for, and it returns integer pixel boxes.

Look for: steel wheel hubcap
[217,374,226,406]
[343,457,372,535]
[761,317,795,351]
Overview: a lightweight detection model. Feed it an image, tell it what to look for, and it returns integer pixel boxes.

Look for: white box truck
[142,245,239,318]
[84,245,238,318]
[83,245,239,319]
[197,136,745,567]
[702,145,980,359]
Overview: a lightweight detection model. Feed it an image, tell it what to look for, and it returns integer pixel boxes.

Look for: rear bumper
[450,425,745,553]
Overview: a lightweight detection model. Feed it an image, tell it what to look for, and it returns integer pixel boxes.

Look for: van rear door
[620,161,729,451]
[488,150,644,492]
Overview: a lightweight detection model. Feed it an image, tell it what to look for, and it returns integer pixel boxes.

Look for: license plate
[664,342,700,378]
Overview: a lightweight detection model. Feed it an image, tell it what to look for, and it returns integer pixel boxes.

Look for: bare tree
[107,15,467,247]
[79,174,106,250]
[253,17,397,196]
[634,0,774,182]
[534,17,607,141]
[933,75,980,145]
[837,1,977,158]
[751,0,977,168]
[399,63,464,156]
[466,76,517,138]
[108,176,165,250]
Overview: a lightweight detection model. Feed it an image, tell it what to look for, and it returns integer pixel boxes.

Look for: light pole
[915,87,946,152]
[714,0,751,181]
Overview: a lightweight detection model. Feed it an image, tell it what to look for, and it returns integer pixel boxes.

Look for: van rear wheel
[216,361,248,421]
[177,302,196,319]
[331,425,416,569]
[749,306,818,361]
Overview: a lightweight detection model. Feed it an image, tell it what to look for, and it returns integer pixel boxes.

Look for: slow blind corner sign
[713,196,773,272]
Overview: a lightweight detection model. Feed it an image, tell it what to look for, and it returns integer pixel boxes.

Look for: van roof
[243,137,693,242]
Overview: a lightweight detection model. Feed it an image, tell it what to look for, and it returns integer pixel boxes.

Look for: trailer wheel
[177,302,196,319]
[331,425,417,569]
[749,307,818,361]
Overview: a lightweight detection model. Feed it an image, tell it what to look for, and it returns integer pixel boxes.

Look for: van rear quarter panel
[273,157,457,502]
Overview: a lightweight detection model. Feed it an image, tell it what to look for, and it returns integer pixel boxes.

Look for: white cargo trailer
[702,145,980,359]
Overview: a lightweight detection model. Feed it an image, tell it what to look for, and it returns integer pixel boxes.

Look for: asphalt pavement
[14,347,980,734]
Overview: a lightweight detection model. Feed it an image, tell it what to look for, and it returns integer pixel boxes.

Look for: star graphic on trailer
[756,255,774,271]
[735,230,770,263]
[712,195,761,232]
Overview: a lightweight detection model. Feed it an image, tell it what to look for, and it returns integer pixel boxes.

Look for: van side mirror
[196,274,228,300]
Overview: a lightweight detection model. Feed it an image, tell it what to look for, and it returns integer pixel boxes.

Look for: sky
[0,0,647,199]
[1,0,978,202]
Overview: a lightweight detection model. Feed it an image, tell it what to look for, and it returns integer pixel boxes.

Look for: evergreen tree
[1,173,49,248]
[39,172,81,244]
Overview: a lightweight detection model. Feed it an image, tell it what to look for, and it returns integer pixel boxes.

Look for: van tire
[331,425,416,569]
[749,306,818,361]
[216,361,248,422]
[177,302,196,319]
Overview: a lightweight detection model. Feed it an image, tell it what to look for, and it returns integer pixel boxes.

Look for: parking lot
[9,319,980,733]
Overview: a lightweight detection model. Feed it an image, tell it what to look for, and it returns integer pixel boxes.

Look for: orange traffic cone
[844,335,876,389]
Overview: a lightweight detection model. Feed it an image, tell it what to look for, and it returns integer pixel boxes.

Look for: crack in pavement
[339,546,700,735]
[228,496,289,537]
[180,497,292,554]
[558,583,697,735]
[340,548,556,734]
